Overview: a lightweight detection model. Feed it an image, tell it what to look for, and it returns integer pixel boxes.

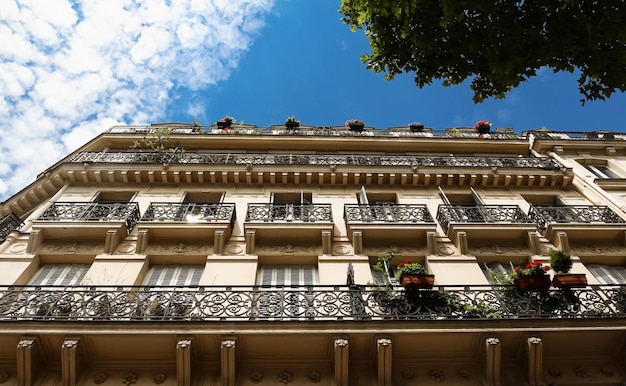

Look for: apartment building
[0,122,625,386]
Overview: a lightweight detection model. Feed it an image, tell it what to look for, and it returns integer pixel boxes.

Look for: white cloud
[0,0,274,199]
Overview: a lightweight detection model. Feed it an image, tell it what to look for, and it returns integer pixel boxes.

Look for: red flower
[525,264,532,269]
[398,263,405,268]
[544,265,550,270]
[533,261,542,266]
[405,259,412,264]
[514,267,520,272]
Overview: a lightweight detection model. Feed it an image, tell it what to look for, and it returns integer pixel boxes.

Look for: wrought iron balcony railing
[69,152,563,170]
[246,204,332,222]
[344,204,435,223]
[38,202,141,233]
[140,203,235,227]
[436,205,533,233]
[0,284,625,321]
[529,205,626,233]
[0,213,23,242]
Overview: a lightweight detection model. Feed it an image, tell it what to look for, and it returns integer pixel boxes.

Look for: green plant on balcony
[549,248,587,289]
[345,119,365,132]
[285,116,300,129]
[217,115,234,129]
[131,127,184,163]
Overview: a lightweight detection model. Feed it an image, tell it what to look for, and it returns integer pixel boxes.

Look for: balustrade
[436,205,532,233]
[246,204,332,222]
[0,213,23,241]
[0,284,623,321]
[529,205,625,233]
[38,202,140,233]
[344,204,434,223]
[141,203,235,226]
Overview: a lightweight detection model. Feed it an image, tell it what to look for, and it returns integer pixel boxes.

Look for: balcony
[137,203,236,252]
[0,284,624,321]
[244,204,333,250]
[437,205,536,250]
[529,205,626,245]
[0,213,23,242]
[344,204,436,250]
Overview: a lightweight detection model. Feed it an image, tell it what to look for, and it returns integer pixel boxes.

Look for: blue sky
[1,0,625,200]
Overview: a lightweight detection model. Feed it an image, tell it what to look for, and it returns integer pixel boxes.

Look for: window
[584,164,620,179]
[587,264,626,284]
[255,265,318,319]
[356,187,398,221]
[270,192,313,221]
[183,191,224,204]
[258,265,317,286]
[143,265,204,286]
[29,264,90,286]
[94,191,136,202]
[481,262,513,284]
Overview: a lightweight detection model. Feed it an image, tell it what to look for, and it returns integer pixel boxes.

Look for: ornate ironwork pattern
[69,152,562,170]
[141,203,235,227]
[38,202,140,233]
[0,285,625,321]
[0,213,23,241]
[529,205,626,233]
[436,205,532,233]
[246,204,332,222]
[344,204,435,223]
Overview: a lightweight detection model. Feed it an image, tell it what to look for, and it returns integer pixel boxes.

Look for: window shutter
[144,266,203,286]
[30,265,89,286]
[588,264,626,284]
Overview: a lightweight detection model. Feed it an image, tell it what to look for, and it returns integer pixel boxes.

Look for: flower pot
[348,123,365,132]
[285,121,300,129]
[516,275,551,291]
[552,273,587,288]
[217,120,232,129]
[476,125,491,134]
[409,124,424,133]
[400,274,435,290]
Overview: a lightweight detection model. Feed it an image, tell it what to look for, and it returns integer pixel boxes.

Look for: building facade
[0,123,625,385]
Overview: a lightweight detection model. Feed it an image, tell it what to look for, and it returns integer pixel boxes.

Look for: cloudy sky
[1,0,625,201]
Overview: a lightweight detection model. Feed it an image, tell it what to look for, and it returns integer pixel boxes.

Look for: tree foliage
[340,0,626,104]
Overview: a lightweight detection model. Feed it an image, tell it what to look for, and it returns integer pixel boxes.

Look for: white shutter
[588,264,626,284]
[144,266,203,286]
[30,265,89,286]
[257,266,317,286]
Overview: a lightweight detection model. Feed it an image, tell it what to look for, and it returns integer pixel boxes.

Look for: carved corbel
[26,229,43,254]
[104,229,120,254]
[527,337,543,386]
[176,338,192,386]
[136,229,149,254]
[245,230,255,255]
[426,231,437,255]
[61,338,81,386]
[527,231,541,255]
[485,337,501,386]
[456,231,468,255]
[214,230,225,255]
[322,230,331,256]
[17,337,38,386]
[556,231,569,253]
[377,338,392,386]
[352,231,363,256]
[334,339,349,386]
[221,339,236,386]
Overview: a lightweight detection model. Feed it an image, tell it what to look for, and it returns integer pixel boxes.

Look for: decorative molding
[333,245,351,255]
[153,372,167,384]
[254,244,319,255]
[334,339,349,386]
[429,369,445,382]
[177,338,192,386]
[93,373,107,384]
[225,244,244,255]
[43,242,101,253]
[471,245,524,255]
[308,371,321,383]
[62,338,81,386]
[574,366,589,379]
[221,339,236,386]
[122,372,137,385]
[150,243,209,254]
[249,371,263,384]
[401,370,415,380]
[458,369,471,379]
[377,339,392,386]
[278,371,293,384]
[8,243,27,254]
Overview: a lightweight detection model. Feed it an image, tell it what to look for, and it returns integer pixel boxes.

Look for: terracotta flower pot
[516,275,551,291]
[552,273,587,288]
[400,274,435,290]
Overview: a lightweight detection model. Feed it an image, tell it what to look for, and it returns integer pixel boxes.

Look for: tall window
[30,265,90,286]
[143,265,203,286]
[587,264,626,284]
[584,164,620,179]
[258,265,317,286]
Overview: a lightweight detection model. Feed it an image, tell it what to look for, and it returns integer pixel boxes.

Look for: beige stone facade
[0,124,625,385]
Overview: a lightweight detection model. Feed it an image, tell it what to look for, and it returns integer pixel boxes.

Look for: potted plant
[509,261,551,291]
[396,258,434,290]
[549,249,587,288]
[285,116,300,129]
[473,120,492,134]
[217,115,234,129]
[408,122,424,132]
[346,119,365,132]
